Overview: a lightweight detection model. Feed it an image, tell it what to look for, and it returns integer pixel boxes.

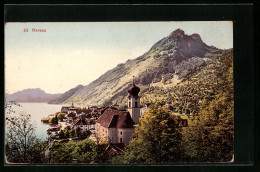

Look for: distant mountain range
[5,88,62,103]
[49,29,232,106]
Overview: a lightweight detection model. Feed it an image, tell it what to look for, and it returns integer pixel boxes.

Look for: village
[41,80,197,157]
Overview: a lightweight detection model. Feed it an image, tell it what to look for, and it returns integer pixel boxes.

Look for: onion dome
[128,83,140,97]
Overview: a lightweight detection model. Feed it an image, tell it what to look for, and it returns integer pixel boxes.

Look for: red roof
[96,109,134,128]
[68,107,79,110]
[76,109,92,114]
[67,112,76,117]
[72,118,95,126]
[61,106,71,109]
[105,143,125,156]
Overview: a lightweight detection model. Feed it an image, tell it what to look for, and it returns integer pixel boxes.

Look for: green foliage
[122,139,154,163]
[28,140,48,163]
[65,126,71,131]
[64,129,70,139]
[48,139,108,164]
[72,139,97,163]
[122,103,183,163]
[94,144,109,163]
[70,129,76,138]
[49,115,58,124]
[76,127,81,137]
[5,112,46,163]
[122,50,234,163]
[81,130,91,139]
[57,112,65,121]
[181,50,234,162]
[59,130,65,139]
[49,141,76,163]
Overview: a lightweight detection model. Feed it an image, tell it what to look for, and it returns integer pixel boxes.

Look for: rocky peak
[169,28,185,38]
[191,33,202,41]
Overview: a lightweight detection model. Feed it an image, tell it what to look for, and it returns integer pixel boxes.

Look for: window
[120,131,122,135]
[135,101,138,108]
[129,101,131,107]
[120,138,123,143]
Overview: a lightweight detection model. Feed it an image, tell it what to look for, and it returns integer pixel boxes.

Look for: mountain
[49,29,230,106]
[48,85,84,104]
[5,88,62,103]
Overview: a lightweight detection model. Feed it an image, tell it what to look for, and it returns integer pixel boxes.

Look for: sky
[5,21,233,94]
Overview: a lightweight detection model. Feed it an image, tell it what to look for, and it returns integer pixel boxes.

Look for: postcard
[5,21,234,164]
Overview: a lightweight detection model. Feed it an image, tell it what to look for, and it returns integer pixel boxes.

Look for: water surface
[6,103,62,140]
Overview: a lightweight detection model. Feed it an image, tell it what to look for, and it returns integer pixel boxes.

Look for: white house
[75,109,92,118]
[72,117,96,132]
[67,112,76,123]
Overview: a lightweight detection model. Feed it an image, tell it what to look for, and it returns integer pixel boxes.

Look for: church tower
[127,77,141,124]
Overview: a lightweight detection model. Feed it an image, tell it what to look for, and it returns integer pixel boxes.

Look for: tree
[75,127,81,138]
[49,141,76,163]
[28,140,48,163]
[81,130,91,139]
[48,139,108,164]
[64,129,70,139]
[181,52,234,162]
[5,112,38,163]
[70,129,76,138]
[65,126,71,131]
[94,143,109,163]
[123,103,183,163]
[181,93,233,162]
[121,139,154,163]
[49,115,58,124]
[59,130,65,139]
[57,113,65,121]
[72,139,97,163]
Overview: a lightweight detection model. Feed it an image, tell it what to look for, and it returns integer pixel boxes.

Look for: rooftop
[96,109,134,128]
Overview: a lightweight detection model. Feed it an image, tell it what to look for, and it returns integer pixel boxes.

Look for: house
[105,143,125,157]
[67,112,76,123]
[61,102,76,114]
[61,106,71,114]
[95,109,135,145]
[67,107,79,114]
[72,117,96,131]
[111,103,119,110]
[75,109,92,118]
[95,79,141,145]
[140,103,151,116]
[90,106,98,113]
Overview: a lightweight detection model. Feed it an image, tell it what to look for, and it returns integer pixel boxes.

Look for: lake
[6,103,63,140]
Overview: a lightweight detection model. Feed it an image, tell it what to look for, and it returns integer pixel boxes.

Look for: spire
[128,76,140,97]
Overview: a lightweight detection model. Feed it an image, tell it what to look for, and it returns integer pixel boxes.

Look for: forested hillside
[121,49,234,163]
